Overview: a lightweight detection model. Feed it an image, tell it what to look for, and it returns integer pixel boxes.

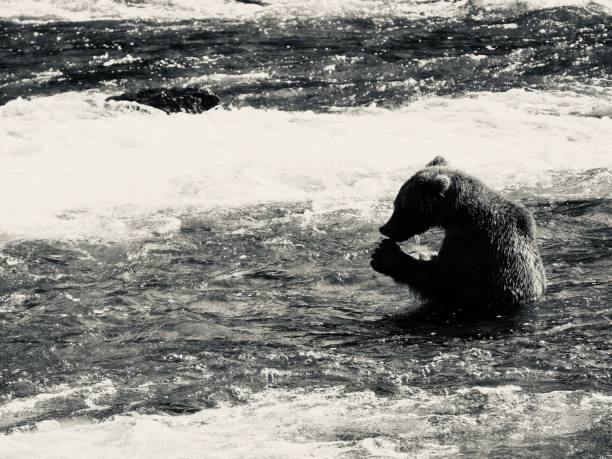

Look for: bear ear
[426,156,448,167]
[431,174,451,196]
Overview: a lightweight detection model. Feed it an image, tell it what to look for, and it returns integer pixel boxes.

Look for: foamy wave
[183,72,272,86]
[0,379,117,430]
[0,88,610,241]
[0,386,609,458]
[1,0,610,22]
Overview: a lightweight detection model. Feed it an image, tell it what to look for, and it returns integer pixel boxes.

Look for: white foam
[101,54,142,67]
[0,88,610,241]
[183,72,272,86]
[0,379,117,429]
[1,0,610,23]
[0,386,609,458]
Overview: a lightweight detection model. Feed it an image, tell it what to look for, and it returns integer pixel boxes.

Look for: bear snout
[379,223,392,238]
[379,209,412,242]
[379,221,410,242]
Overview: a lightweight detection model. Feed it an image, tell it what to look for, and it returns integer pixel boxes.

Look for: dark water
[1,6,611,110]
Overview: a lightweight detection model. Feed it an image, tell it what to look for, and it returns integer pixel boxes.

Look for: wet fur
[371,156,546,307]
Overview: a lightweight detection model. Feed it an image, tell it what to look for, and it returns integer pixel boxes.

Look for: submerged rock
[107,87,220,114]
[234,0,268,5]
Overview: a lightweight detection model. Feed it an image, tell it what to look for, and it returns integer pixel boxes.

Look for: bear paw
[371,239,404,276]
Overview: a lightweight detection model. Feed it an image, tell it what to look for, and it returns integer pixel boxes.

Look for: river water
[0,0,611,457]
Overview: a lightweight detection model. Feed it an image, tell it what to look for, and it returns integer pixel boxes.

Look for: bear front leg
[370,239,410,278]
[371,239,442,297]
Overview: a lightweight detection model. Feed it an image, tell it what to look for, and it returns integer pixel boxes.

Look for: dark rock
[107,87,220,114]
[234,0,268,5]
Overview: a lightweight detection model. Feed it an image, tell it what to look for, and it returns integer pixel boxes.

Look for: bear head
[379,156,452,242]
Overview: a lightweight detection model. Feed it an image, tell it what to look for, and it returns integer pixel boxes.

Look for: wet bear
[371,156,546,307]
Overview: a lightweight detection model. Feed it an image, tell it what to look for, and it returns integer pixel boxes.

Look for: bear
[370,156,546,307]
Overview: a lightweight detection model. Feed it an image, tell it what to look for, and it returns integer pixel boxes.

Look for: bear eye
[394,203,412,216]
[395,185,413,209]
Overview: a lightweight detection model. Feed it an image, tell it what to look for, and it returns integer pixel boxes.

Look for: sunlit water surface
[0,0,611,456]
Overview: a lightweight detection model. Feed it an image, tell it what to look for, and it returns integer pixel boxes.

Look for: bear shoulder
[511,202,537,239]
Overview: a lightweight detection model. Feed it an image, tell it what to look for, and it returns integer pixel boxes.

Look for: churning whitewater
[0,0,611,457]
